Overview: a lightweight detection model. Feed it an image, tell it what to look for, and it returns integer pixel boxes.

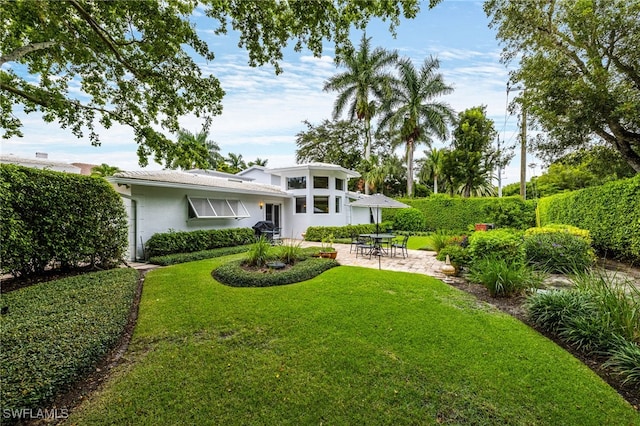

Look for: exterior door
[266,203,281,228]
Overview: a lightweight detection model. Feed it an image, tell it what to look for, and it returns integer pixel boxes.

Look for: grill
[252,220,275,238]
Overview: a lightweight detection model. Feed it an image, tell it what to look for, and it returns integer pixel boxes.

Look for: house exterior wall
[126,185,289,260]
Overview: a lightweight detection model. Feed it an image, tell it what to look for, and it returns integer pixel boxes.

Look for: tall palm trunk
[364,118,372,194]
[407,137,414,196]
[433,174,438,194]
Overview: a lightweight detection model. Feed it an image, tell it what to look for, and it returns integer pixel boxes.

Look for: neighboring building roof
[0,155,81,173]
[71,162,99,175]
[236,165,266,176]
[267,162,360,178]
[109,170,289,197]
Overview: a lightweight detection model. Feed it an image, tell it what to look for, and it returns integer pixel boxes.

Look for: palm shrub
[468,256,543,298]
[468,229,525,264]
[523,229,595,273]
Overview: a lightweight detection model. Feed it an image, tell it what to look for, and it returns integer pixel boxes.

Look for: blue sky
[2,0,536,185]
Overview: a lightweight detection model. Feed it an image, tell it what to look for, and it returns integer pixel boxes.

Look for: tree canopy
[1,0,438,166]
[442,106,497,197]
[485,0,640,173]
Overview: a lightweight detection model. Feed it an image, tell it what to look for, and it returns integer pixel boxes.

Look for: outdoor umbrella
[349,193,409,234]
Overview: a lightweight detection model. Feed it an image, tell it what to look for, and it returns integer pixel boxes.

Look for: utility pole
[497,135,502,198]
[520,102,527,200]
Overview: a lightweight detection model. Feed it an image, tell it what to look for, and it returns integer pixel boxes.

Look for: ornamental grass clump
[245,236,273,267]
[468,256,544,298]
[525,270,640,385]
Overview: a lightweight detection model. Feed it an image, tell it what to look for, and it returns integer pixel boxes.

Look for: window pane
[335,178,344,191]
[335,196,341,213]
[314,196,329,214]
[287,176,306,190]
[295,197,307,213]
[313,176,329,189]
[189,198,215,217]
[187,197,249,218]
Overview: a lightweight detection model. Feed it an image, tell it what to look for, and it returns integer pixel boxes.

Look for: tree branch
[0,41,57,67]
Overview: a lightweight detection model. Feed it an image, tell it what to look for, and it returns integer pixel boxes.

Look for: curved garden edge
[443,273,640,411]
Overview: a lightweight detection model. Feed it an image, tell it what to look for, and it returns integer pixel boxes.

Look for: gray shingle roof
[110,170,289,196]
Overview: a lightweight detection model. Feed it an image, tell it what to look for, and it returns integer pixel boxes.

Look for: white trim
[187,196,250,219]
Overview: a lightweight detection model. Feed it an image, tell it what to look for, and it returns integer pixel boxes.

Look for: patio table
[359,233,395,257]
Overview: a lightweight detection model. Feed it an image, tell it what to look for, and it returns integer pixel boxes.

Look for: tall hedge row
[382,195,536,231]
[0,164,128,277]
[537,175,640,261]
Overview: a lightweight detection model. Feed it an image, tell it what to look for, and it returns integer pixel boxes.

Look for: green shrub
[468,257,543,297]
[468,229,525,264]
[304,224,380,241]
[149,245,252,266]
[523,231,595,273]
[436,245,471,269]
[483,197,537,229]
[604,338,640,386]
[213,257,339,287]
[145,227,255,257]
[537,175,640,261]
[0,164,128,277]
[393,208,427,232]
[524,224,592,244]
[430,231,454,253]
[0,268,139,413]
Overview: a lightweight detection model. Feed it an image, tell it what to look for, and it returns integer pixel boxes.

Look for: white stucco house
[108,163,372,260]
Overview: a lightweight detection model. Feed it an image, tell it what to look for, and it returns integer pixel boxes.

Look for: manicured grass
[71,257,639,425]
[406,235,435,251]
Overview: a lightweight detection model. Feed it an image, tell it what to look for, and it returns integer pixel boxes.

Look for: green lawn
[71,256,639,425]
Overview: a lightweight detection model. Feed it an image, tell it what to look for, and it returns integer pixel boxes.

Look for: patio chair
[391,235,409,258]
[356,236,374,259]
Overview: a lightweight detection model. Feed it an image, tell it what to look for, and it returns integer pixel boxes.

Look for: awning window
[187,197,250,219]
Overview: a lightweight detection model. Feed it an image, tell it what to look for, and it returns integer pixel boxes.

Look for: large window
[335,196,342,213]
[335,178,344,191]
[295,196,307,213]
[313,196,329,214]
[313,176,329,189]
[287,176,306,190]
[187,197,249,219]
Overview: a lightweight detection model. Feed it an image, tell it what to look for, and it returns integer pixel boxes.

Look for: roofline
[108,176,291,198]
[267,163,360,178]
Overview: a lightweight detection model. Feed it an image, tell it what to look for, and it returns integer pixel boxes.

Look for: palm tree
[419,147,445,194]
[90,163,121,177]
[248,157,268,167]
[167,128,221,170]
[323,34,398,193]
[380,56,455,197]
[226,152,247,173]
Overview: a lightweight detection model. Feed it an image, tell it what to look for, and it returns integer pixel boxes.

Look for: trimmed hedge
[145,228,255,257]
[149,245,253,266]
[212,257,339,287]
[0,164,128,277]
[304,224,380,241]
[0,268,139,414]
[537,175,640,261]
[382,194,536,231]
